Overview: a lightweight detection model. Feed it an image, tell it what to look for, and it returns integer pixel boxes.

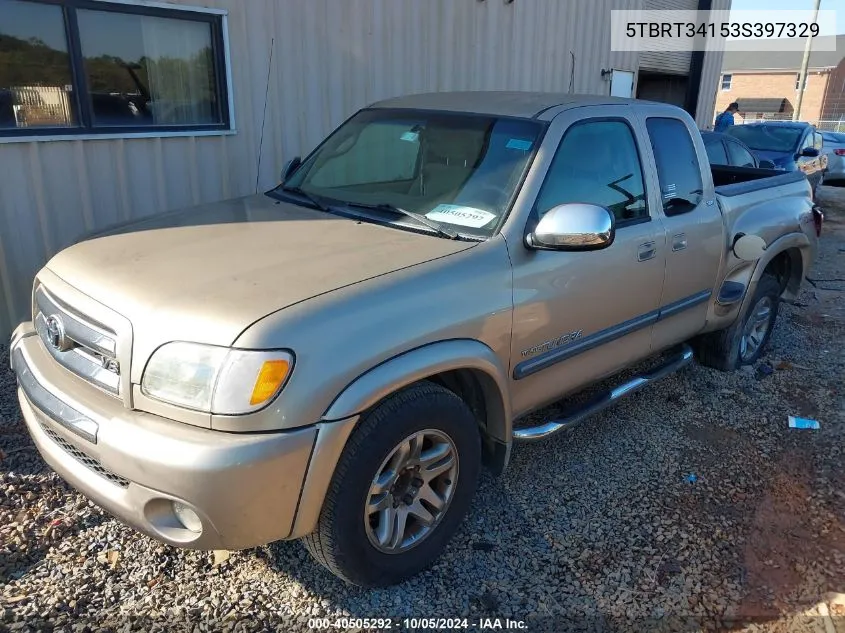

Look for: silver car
[821,130,845,182]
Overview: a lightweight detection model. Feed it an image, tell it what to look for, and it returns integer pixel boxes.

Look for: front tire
[302,382,481,587]
[696,274,781,371]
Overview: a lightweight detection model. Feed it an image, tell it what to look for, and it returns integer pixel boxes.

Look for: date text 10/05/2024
[307,618,528,630]
[625,21,820,39]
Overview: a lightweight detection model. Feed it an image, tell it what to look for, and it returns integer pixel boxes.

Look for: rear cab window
[645,117,703,216]
[533,118,649,227]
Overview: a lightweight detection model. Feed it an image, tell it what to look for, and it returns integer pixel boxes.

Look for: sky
[730,0,845,35]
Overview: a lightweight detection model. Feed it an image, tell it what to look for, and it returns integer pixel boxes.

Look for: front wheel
[302,382,481,586]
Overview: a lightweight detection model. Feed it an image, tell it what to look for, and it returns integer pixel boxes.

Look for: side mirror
[526,203,615,251]
[732,233,767,261]
[800,147,820,158]
[280,156,302,183]
[758,159,776,169]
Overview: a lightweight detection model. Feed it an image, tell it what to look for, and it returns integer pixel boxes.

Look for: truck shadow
[258,466,608,627]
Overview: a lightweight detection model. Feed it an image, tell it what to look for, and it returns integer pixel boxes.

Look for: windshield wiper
[278,185,331,212]
[343,202,459,239]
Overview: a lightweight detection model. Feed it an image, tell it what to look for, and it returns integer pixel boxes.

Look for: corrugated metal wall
[696,0,732,129]
[640,0,698,74]
[0,0,726,338]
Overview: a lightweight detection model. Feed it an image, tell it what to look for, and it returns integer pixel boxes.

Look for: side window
[646,118,703,216]
[726,141,756,167]
[534,120,648,224]
[800,133,814,151]
[814,132,823,150]
[705,140,728,165]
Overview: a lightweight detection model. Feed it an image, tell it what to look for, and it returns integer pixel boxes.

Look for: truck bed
[712,165,807,197]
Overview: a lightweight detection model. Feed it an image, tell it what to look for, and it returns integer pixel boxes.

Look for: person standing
[714,102,740,132]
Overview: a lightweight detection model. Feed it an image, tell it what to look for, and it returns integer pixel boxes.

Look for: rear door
[635,110,725,351]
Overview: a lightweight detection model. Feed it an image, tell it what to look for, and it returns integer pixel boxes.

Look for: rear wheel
[302,382,480,586]
[696,275,780,371]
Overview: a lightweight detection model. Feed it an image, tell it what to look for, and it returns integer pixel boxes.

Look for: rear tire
[302,381,481,587]
[696,275,780,371]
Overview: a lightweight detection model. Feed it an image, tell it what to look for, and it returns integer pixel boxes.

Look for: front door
[797,130,824,191]
[507,107,667,418]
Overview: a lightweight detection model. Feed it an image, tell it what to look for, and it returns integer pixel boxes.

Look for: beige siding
[2,0,725,338]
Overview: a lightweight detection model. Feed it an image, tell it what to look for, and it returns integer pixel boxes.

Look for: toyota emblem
[45,315,70,352]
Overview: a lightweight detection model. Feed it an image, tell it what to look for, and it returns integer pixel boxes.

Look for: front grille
[39,421,130,489]
[34,285,122,397]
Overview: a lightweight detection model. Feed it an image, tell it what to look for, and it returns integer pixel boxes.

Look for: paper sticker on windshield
[425,204,496,228]
[400,131,419,142]
[506,138,533,151]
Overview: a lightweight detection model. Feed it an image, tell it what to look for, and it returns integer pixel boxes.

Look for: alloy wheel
[364,429,459,554]
[740,296,774,362]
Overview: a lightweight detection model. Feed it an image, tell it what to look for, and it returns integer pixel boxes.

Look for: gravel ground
[1,188,844,632]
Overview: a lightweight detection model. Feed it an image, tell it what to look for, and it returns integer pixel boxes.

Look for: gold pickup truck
[10,92,823,587]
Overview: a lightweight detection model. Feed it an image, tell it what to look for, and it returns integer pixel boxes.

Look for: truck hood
[45,194,475,363]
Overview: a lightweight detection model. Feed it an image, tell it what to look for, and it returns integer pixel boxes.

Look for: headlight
[141,342,293,414]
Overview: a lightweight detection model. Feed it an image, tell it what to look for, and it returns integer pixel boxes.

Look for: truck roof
[370,91,659,119]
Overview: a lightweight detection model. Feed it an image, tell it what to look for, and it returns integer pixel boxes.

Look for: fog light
[172,501,203,533]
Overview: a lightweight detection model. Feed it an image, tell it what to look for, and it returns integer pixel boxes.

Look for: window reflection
[536,121,648,223]
[77,10,220,127]
[0,0,77,129]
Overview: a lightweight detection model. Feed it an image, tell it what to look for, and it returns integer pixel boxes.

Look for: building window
[721,74,732,91]
[0,0,230,137]
[796,73,809,90]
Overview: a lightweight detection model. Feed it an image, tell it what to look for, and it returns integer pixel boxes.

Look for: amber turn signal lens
[249,360,290,406]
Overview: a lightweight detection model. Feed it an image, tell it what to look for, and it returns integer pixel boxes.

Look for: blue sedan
[726,122,827,197]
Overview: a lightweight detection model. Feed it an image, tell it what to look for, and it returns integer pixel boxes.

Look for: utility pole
[793,0,822,121]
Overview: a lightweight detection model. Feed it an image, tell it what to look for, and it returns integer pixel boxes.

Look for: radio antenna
[255,37,275,193]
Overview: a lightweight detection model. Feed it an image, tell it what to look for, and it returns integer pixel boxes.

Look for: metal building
[0,0,729,338]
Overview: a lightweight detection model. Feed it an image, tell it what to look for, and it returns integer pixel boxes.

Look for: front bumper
[10,326,321,550]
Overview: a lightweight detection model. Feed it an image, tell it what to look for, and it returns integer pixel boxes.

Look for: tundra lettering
[521,330,583,357]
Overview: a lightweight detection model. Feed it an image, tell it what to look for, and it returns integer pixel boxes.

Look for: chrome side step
[512,344,694,442]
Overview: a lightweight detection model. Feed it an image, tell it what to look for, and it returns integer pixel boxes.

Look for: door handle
[637,241,656,262]
[672,233,688,252]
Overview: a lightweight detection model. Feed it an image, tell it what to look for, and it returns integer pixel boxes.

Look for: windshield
[727,126,803,153]
[277,108,544,237]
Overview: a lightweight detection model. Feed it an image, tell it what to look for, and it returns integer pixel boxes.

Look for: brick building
[714,35,845,130]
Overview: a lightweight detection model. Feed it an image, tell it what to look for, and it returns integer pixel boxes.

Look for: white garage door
[639,0,699,75]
